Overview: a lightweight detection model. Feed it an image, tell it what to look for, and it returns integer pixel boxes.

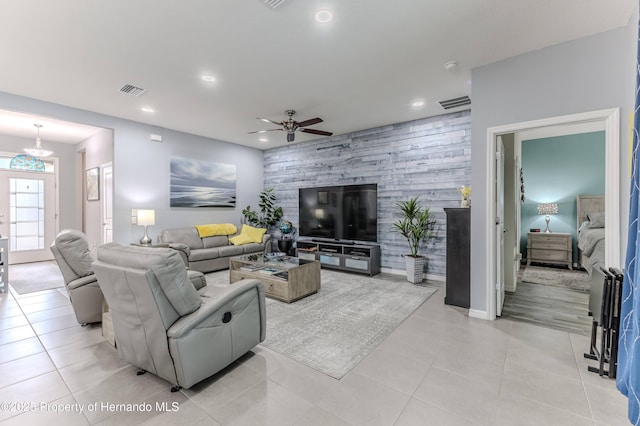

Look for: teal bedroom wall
[520,131,605,264]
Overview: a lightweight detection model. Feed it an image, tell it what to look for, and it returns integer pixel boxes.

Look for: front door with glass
[0,171,56,264]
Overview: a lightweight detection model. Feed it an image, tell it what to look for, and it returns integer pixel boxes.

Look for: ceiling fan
[249,109,333,142]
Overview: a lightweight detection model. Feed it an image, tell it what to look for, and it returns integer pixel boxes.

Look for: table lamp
[537,203,558,233]
[136,209,155,245]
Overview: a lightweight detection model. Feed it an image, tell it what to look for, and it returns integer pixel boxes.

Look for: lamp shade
[137,209,155,226]
[537,203,558,215]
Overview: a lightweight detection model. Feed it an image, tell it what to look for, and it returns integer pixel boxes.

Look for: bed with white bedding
[576,195,606,318]
[578,226,605,273]
[576,195,605,274]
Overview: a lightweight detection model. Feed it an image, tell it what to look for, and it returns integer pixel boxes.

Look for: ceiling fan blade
[287,132,295,142]
[301,128,333,136]
[256,117,283,126]
[248,128,282,134]
[297,117,323,127]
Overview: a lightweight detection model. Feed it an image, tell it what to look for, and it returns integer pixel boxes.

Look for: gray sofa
[92,243,266,390]
[158,226,271,273]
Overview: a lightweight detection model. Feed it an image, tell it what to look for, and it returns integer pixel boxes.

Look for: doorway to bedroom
[492,111,617,333]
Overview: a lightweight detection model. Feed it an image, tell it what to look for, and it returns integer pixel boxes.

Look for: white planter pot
[405,255,426,283]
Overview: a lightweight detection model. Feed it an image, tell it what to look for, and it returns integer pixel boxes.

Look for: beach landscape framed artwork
[170,157,236,207]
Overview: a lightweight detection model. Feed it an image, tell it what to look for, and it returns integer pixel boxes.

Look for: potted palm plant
[392,196,435,283]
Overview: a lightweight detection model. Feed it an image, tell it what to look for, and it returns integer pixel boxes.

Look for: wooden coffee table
[229,254,320,303]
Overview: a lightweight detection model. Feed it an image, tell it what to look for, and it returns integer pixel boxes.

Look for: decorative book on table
[240,264,262,271]
[258,267,280,274]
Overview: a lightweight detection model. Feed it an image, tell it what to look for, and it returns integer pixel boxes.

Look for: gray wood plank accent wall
[263,110,471,278]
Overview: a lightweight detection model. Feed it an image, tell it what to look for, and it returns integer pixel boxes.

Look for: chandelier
[24,124,53,157]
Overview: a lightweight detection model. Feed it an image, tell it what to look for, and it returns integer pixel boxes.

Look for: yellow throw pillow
[195,223,238,238]
[241,224,267,243]
[229,233,252,246]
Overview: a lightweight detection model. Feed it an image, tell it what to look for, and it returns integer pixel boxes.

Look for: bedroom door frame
[496,136,506,316]
[484,108,620,320]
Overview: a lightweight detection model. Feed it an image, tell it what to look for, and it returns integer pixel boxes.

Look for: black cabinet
[444,208,470,308]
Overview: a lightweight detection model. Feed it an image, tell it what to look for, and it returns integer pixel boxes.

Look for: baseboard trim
[469,309,493,320]
[381,267,445,282]
[425,273,445,282]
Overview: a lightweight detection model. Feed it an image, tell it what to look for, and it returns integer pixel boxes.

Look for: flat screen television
[298,184,378,242]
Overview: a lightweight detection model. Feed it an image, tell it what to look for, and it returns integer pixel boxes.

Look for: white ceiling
[0,1,635,149]
[0,110,103,143]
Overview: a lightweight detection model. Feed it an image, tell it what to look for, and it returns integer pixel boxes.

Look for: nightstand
[526,232,573,270]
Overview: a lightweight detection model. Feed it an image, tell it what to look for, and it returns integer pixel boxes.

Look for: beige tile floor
[0,262,631,425]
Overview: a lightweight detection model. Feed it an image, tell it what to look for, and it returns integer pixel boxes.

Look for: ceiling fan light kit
[249,109,333,142]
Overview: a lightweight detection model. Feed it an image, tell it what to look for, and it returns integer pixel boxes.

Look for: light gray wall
[118,125,264,243]
[77,128,114,249]
[0,92,265,245]
[264,110,471,278]
[0,134,78,232]
[471,21,636,316]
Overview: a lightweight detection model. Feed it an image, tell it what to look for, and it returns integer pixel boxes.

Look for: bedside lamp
[136,209,155,245]
[537,203,558,233]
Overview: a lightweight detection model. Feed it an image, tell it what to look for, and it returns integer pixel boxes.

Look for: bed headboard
[576,195,605,230]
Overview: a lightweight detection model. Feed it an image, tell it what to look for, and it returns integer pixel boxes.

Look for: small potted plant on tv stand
[277,219,295,255]
[392,196,435,283]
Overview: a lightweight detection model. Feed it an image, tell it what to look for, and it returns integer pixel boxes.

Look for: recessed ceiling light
[141,107,154,113]
[259,137,268,142]
[411,100,425,107]
[315,9,333,23]
[201,75,216,82]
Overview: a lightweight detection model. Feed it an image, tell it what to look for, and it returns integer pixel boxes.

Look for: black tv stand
[297,240,380,276]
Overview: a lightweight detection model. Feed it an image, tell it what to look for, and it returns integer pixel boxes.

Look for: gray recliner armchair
[50,229,104,324]
[92,243,266,391]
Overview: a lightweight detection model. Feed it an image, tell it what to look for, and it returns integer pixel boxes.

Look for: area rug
[9,261,65,294]
[520,265,590,292]
[205,269,437,379]
[261,270,437,379]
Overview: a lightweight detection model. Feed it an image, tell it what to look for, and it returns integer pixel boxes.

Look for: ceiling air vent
[119,84,146,97]
[439,95,471,110]
[264,0,286,9]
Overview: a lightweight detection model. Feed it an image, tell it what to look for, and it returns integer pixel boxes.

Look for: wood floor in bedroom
[501,267,593,336]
